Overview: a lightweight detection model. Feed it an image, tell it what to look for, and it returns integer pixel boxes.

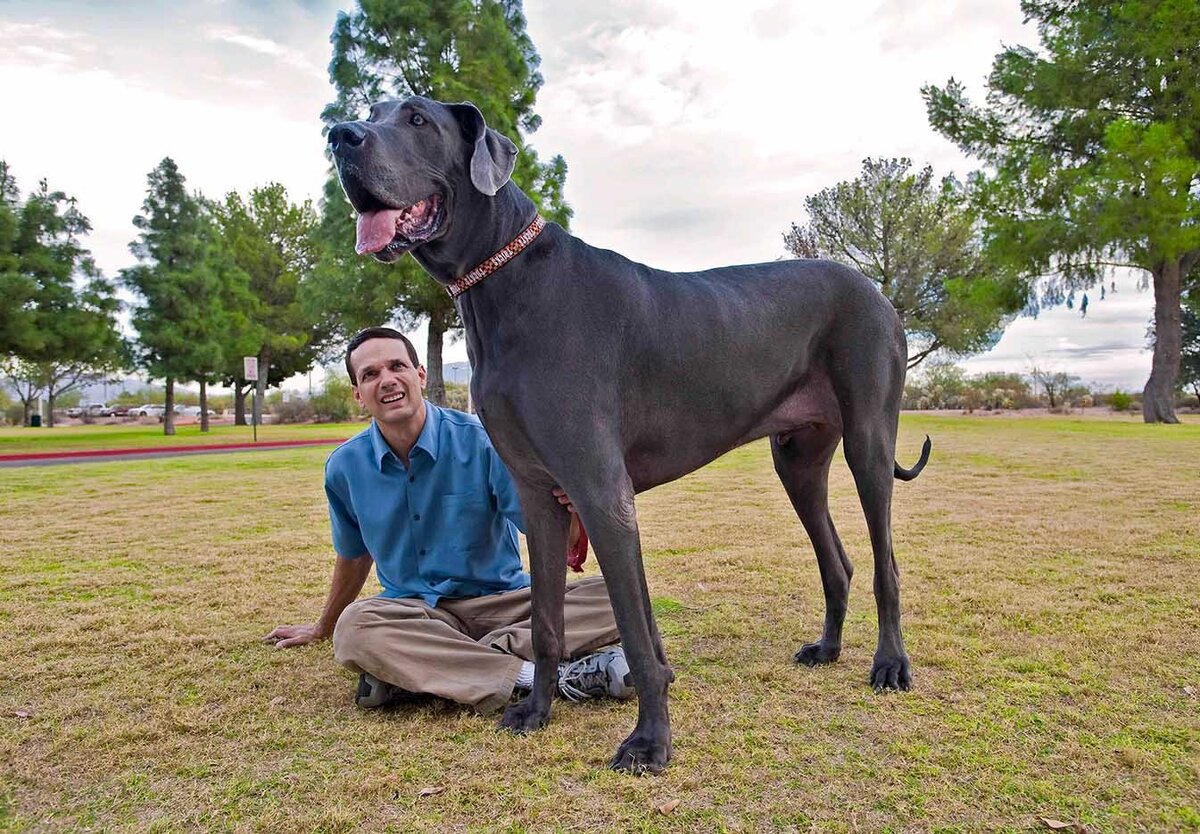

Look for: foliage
[1029,366,1081,410]
[312,0,571,404]
[785,158,1026,367]
[923,0,1200,422]
[1182,277,1200,406]
[903,361,1052,410]
[211,183,326,425]
[0,160,37,357]
[1109,390,1134,412]
[309,372,361,423]
[121,158,248,435]
[0,163,125,425]
[444,381,469,412]
[271,397,314,424]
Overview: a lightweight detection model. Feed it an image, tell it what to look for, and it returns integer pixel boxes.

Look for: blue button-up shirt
[324,402,529,607]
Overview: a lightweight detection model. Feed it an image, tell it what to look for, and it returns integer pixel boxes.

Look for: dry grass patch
[2,415,1198,832]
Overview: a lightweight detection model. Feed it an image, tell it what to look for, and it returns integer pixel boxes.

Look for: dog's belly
[625,370,840,493]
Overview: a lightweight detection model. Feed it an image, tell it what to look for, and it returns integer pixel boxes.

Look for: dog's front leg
[572,476,674,774]
[497,482,570,733]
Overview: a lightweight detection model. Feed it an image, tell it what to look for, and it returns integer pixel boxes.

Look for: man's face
[350,338,427,427]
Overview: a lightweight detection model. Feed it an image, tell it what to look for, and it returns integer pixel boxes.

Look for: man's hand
[263,623,331,649]
[551,486,575,514]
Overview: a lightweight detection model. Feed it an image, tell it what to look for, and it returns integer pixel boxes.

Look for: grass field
[0,422,363,456]
[2,414,1198,832]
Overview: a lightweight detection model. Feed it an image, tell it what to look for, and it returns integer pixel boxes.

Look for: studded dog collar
[446,215,547,299]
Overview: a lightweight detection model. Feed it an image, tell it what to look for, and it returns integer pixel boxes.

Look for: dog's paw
[794,640,841,666]
[869,652,912,692]
[610,729,672,775]
[497,697,550,734]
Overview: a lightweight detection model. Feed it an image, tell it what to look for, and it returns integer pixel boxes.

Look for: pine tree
[313,0,571,403]
[924,0,1200,422]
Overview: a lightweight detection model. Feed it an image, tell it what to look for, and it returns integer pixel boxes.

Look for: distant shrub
[272,399,313,424]
[310,373,359,423]
[5,404,23,426]
[444,382,470,412]
[1109,390,1133,412]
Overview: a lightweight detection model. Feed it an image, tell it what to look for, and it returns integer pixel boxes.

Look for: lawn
[0,422,362,456]
[1,413,1198,832]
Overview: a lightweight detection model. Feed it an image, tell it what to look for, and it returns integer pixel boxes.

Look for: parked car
[128,404,165,418]
[65,405,84,418]
[111,405,131,417]
[179,405,217,418]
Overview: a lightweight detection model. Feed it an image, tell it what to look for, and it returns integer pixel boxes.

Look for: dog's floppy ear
[447,102,518,196]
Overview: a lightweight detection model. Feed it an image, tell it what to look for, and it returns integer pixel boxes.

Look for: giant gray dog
[329,97,930,774]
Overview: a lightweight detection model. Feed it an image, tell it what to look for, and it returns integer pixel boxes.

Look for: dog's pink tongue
[355,210,403,255]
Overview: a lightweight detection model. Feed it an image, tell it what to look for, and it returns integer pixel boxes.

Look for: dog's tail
[893,435,932,481]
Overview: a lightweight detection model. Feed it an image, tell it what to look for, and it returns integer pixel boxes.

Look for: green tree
[924,0,1200,423]
[1181,274,1200,407]
[29,275,127,427]
[784,158,1027,367]
[0,169,124,425]
[212,183,326,426]
[313,0,571,404]
[121,158,235,435]
[1028,365,1080,409]
[0,161,38,357]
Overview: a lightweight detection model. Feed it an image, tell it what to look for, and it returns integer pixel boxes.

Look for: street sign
[243,356,258,381]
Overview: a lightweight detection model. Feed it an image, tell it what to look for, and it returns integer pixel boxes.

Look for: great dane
[329,96,930,773]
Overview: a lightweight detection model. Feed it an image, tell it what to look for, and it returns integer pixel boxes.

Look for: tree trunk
[199,379,209,433]
[46,392,56,428]
[234,378,247,426]
[426,312,447,406]
[164,376,176,436]
[255,347,270,430]
[1142,259,1183,424]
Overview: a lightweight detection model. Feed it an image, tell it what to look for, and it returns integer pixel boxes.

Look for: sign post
[244,356,259,443]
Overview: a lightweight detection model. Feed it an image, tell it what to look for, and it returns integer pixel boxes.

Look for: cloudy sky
[0,0,1157,390]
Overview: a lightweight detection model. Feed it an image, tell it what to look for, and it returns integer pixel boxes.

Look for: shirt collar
[369,400,441,470]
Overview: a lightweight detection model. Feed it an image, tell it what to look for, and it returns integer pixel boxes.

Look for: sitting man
[265,326,632,713]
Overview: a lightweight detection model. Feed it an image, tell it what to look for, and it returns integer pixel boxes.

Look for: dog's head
[328,96,518,262]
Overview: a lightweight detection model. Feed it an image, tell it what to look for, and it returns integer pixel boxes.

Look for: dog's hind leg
[771,423,852,667]
[841,411,912,692]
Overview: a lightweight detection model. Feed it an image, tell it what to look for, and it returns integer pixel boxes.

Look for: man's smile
[380,391,406,404]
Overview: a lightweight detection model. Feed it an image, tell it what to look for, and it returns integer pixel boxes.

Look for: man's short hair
[345,327,421,384]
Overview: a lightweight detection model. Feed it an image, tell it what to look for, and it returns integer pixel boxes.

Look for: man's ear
[351,384,365,408]
[418,365,428,389]
[446,102,518,196]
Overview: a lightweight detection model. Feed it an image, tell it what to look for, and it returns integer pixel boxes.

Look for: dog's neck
[412,183,538,286]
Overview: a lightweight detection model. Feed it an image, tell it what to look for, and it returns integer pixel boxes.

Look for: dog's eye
[410,113,426,127]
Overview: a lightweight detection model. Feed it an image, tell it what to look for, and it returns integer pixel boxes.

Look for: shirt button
[408,476,415,483]
[419,548,426,555]
[413,514,421,520]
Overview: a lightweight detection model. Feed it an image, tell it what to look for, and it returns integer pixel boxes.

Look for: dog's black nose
[328,122,367,153]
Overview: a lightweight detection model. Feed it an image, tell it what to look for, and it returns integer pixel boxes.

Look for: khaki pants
[333,576,620,714]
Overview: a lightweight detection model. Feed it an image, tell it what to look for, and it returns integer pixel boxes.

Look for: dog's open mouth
[355,194,443,260]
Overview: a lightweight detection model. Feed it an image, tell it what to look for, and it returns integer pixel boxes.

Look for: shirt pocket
[438,493,495,555]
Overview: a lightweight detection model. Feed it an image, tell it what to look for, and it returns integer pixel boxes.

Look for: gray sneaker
[557,646,636,702]
[355,672,416,709]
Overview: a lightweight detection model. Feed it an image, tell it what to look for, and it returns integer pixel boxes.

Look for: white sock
[515,661,535,689]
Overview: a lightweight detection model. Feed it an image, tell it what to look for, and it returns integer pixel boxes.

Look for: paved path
[0,438,345,468]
